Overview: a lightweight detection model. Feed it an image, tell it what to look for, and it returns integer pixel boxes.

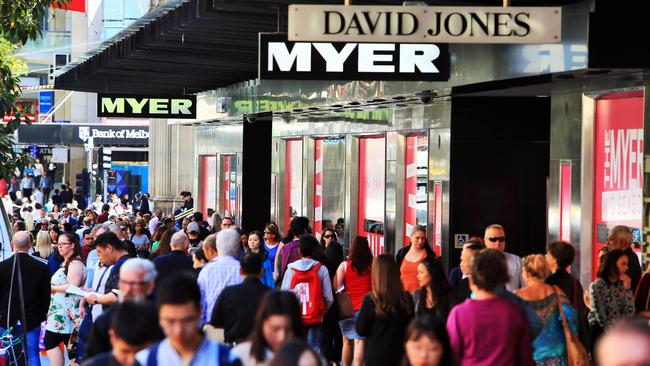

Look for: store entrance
[449,96,550,267]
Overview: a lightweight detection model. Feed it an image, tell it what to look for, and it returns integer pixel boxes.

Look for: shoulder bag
[554,286,589,366]
[336,262,355,320]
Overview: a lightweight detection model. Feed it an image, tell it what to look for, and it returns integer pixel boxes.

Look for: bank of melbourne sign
[97,94,197,119]
[288,5,561,44]
[259,33,449,81]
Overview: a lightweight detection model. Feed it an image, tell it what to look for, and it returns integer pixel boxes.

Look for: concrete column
[148,120,195,213]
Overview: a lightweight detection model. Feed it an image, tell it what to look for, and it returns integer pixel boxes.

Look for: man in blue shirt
[39,170,54,202]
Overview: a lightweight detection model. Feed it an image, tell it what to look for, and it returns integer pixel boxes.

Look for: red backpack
[289,263,326,325]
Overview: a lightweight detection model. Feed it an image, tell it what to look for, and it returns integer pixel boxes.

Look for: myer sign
[259,33,450,81]
[97,94,197,119]
[288,5,561,44]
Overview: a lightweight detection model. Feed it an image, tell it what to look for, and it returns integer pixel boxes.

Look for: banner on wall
[592,91,644,277]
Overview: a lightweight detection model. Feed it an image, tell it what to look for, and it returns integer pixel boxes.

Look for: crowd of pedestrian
[1,193,649,366]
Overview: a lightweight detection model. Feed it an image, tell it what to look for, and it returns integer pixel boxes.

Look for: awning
[54,0,399,95]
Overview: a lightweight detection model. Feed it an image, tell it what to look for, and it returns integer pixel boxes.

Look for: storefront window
[404,134,429,246]
[286,139,303,229]
[314,138,345,239]
[221,154,238,219]
[358,137,385,255]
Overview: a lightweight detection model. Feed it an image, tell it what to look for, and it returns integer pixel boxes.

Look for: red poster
[559,162,572,242]
[358,137,385,256]
[314,139,323,238]
[593,91,644,277]
[53,0,86,12]
[404,136,417,245]
[200,155,217,218]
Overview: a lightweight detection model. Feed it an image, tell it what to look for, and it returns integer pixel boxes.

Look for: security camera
[416,90,437,104]
[245,115,256,124]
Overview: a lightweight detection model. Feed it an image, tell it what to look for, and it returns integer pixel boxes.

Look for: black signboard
[97,94,197,119]
[259,33,450,81]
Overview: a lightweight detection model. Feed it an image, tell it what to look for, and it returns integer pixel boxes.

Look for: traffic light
[75,169,90,197]
[99,147,112,170]
[107,170,116,185]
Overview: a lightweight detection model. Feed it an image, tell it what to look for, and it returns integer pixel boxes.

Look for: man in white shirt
[148,209,162,235]
[484,224,523,291]
[197,229,242,325]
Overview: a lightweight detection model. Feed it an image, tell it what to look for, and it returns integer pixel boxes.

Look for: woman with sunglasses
[396,226,436,294]
[45,233,86,366]
[320,227,344,365]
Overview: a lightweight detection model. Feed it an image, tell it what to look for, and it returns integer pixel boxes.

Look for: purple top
[446,296,533,366]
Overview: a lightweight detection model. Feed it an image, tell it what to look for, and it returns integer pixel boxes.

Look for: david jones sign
[97,94,197,119]
[259,33,449,81]
[288,5,561,44]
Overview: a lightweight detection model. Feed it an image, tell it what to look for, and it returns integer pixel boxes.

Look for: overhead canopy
[55,0,581,95]
[54,0,402,95]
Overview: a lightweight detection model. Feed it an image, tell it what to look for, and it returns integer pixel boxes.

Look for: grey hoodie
[281,258,334,313]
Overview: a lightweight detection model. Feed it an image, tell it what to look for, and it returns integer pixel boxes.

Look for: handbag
[554,287,589,366]
[336,262,355,320]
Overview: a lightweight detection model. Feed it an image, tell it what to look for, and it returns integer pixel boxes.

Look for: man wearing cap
[186,222,203,250]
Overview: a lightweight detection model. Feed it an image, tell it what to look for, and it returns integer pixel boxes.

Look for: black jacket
[0,253,51,330]
[356,293,414,366]
[153,250,194,283]
[395,243,436,268]
[210,277,271,343]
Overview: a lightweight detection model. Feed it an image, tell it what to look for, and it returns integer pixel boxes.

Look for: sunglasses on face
[323,234,334,239]
[487,236,506,242]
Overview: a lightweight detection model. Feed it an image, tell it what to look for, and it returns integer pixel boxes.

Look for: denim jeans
[305,324,323,354]
[0,325,41,366]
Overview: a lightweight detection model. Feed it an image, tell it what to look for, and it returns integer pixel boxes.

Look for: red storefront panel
[358,137,385,256]
[592,91,644,277]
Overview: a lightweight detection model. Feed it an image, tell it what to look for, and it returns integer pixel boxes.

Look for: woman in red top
[396,226,436,294]
[335,236,373,366]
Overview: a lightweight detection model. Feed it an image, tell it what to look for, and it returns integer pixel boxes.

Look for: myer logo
[259,33,449,81]
[288,5,561,44]
[97,94,197,119]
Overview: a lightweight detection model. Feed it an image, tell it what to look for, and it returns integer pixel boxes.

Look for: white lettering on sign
[268,42,311,71]
[267,42,443,74]
[603,128,643,190]
[99,96,195,117]
[89,129,150,140]
[601,128,644,221]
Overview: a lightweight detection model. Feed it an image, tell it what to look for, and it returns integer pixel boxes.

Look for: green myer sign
[97,94,197,119]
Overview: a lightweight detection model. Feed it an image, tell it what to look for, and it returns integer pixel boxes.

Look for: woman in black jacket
[357,255,414,366]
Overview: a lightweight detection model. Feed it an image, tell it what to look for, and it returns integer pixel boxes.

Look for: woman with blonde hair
[515,254,578,365]
[34,230,54,259]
